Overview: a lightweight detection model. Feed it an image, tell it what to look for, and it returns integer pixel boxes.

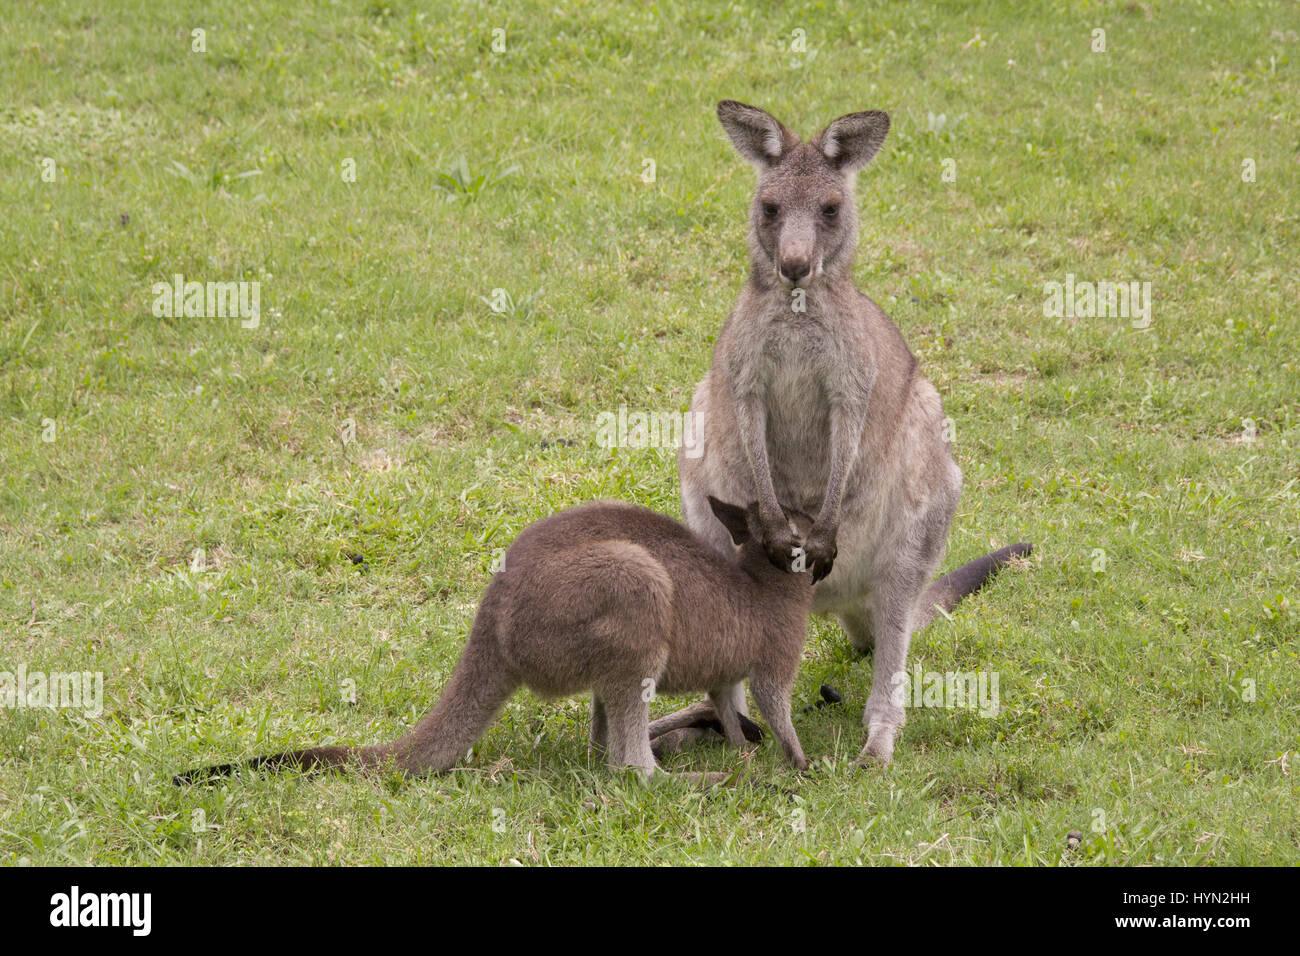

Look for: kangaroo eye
[822,204,840,220]
[762,203,779,220]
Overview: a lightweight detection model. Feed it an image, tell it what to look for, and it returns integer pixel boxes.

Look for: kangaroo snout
[776,223,819,286]
[778,256,812,284]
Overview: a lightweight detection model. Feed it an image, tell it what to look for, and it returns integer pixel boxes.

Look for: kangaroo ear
[707,496,751,545]
[818,110,890,172]
[717,100,795,167]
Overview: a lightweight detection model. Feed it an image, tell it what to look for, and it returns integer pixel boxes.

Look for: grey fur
[175,498,815,786]
[667,101,1030,766]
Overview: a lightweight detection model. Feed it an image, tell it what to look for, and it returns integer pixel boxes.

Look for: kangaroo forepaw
[760,520,804,573]
[804,524,838,583]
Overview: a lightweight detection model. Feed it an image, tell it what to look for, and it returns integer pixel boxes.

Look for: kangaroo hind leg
[589,695,608,759]
[600,688,658,780]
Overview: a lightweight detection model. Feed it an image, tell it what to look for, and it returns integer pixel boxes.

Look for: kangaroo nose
[780,259,811,283]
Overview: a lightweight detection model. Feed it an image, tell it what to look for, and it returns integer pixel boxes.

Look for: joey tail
[174,593,518,786]
[913,542,1032,631]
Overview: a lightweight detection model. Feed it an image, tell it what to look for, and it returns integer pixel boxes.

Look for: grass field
[1,0,1296,865]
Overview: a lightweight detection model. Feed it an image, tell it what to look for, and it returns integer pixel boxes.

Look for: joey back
[176,497,817,787]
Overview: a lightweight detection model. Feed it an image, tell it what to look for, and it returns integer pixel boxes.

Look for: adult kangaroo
[660,101,1031,766]
[176,498,814,787]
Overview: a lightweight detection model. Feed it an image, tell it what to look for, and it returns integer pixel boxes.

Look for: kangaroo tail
[172,745,367,784]
[380,594,518,775]
[174,594,519,785]
[913,542,1032,631]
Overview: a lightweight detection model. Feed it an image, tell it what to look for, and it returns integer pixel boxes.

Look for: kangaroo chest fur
[748,297,860,514]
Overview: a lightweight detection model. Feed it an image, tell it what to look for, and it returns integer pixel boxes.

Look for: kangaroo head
[716,100,890,289]
[706,496,814,578]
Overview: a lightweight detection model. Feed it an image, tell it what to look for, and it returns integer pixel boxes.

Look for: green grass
[1,0,1296,865]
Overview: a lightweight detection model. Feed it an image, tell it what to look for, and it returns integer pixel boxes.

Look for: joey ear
[717,100,796,167]
[818,110,890,172]
[707,496,751,545]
